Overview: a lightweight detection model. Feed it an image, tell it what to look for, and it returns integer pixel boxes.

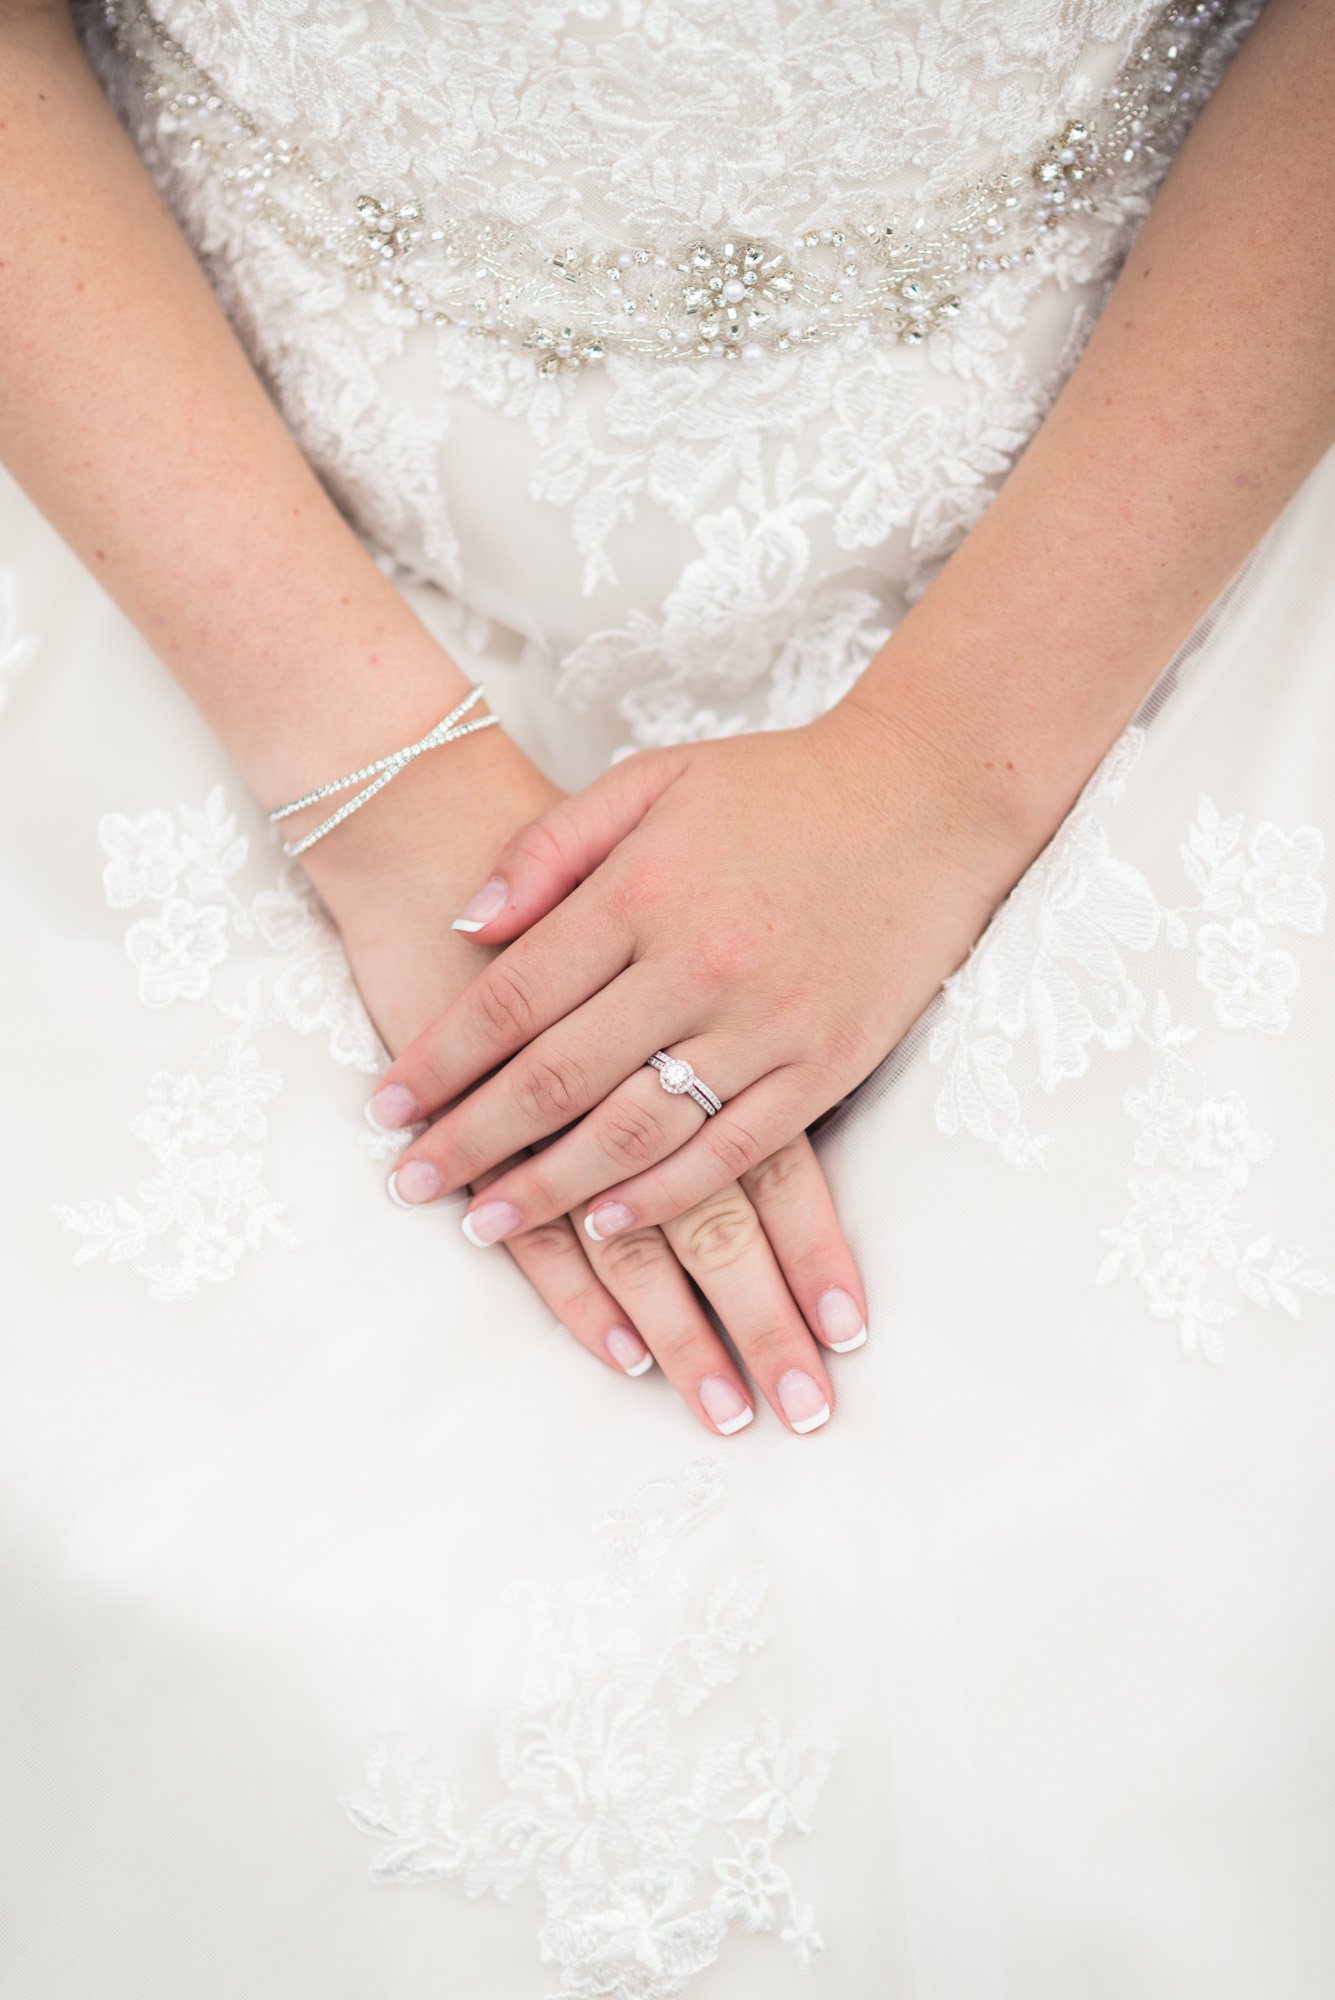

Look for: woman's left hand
[369,701,1022,1244]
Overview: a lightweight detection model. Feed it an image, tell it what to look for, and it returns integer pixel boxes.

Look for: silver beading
[647,1052,723,1118]
[268,686,500,858]
[98,0,1238,373]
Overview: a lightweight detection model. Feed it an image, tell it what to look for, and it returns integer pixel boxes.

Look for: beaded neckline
[99,0,1234,372]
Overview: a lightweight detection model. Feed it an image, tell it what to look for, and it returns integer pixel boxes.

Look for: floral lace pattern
[99,0,1234,369]
[931,732,1333,1359]
[0,566,38,716]
[344,1458,833,1999]
[56,788,383,1300]
[79,1,1258,758]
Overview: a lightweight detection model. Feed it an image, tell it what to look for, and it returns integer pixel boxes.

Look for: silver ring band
[646,1050,722,1116]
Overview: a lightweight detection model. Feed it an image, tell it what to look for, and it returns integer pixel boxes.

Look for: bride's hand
[367,700,1017,1238]
[308,746,863,1439]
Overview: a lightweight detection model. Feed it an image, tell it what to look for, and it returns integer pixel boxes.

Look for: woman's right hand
[305,739,866,1439]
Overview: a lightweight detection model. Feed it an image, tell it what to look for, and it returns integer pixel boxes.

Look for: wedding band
[646,1051,723,1117]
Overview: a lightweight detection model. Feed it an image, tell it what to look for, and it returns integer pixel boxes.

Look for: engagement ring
[646,1051,722,1117]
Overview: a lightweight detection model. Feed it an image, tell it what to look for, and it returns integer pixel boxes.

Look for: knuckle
[740,1136,810,1201]
[687,916,771,999]
[515,1052,586,1124]
[431,1127,491,1186]
[509,813,569,877]
[602,1098,670,1168]
[513,1217,579,1260]
[597,1228,674,1289]
[675,1190,760,1273]
[735,1317,795,1367]
[640,1319,703,1369]
[707,1120,762,1183]
[477,963,540,1043]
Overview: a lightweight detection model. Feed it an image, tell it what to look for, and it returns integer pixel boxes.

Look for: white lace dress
[3,2,1335,1994]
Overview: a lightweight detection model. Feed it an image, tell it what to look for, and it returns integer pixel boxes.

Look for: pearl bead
[721,279,746,303]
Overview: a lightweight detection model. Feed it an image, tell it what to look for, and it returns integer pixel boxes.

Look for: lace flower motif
[344,1460,834,1999]
[55,1021,295,1303]
[60,788,383,1300]
[1195,917,1299,1034]
[933,740,1332,1360]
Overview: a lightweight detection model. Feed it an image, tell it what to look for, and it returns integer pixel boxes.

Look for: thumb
[451,749,682,944]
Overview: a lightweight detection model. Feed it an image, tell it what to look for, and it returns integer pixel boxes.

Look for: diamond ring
[646,1050,723,1117]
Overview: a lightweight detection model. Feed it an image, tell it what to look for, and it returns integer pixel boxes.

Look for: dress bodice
[83,0,1256,770]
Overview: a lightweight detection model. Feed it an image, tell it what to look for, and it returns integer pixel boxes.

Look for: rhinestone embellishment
[98,0,1239,371]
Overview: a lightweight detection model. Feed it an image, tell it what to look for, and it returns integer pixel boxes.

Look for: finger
[371,909,639,1134]
[661,1184,835,1436]
[453,1038,768,1238]
[448,747,685,943]
[577,1070,839,1238]
[387,968,689,1204]
[499,1211,657,1379]
[740,1135,869,1354]
[578,1214,757,1438]
[469,1155,657,1379]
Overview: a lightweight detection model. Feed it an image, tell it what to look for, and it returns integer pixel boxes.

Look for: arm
[0,1,866,1437]
[373,0,1335,1237]
[0,0,555,1048]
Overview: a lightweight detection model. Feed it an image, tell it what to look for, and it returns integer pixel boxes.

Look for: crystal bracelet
[268,685,501,857]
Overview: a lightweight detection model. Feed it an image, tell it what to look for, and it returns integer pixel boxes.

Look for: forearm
[0,2,547,904]
[842,0,1335,864]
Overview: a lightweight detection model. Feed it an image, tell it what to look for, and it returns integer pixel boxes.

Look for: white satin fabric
[4,441,1335,1997]
[4,0,1335,1992]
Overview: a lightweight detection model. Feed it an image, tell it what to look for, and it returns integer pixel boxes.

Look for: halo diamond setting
[658,1058,696,1094]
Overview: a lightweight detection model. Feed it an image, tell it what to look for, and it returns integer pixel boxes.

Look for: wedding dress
[4,1,1334,1993]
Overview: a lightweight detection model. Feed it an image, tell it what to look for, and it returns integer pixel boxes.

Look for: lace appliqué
[344,1459,833,1998]
[54,1018,297,1304]
[98,0,1233,371]
[78,0,1257,768]
[56,787,383,1300]
[931,733,1333,1359]
[0,566,38,715]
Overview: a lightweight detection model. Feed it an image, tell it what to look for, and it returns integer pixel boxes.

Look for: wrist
[828,600,1132,893]
[299,716,560,918]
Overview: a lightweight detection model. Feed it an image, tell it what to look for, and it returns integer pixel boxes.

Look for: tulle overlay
[4,1,1335,1993]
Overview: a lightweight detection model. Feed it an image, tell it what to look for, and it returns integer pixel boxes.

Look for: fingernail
[606,1327,654,1376]
[366,1083,422,1133]
[817,1287,867,1353]
[452,876,508,933]
[777,1368,831,1435]
[584,1202,636,1242]
[461,1198,522,1247]
[387,1160,444,1207]
[699,1375,754,1436]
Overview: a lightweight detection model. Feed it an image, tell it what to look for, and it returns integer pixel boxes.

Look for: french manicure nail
[584,1202,636,1242]
[699,1374,754,1436]
[461,1198,522,1247]
[366,1083,422,1133]
[387,1160,444,1207]
[606,1326,654,1376]
[452,876,509,933]
[817,1287,867,1353]
[777,1368,831,1435]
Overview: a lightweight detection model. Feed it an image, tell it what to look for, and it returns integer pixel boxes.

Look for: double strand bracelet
[268,684,500,857]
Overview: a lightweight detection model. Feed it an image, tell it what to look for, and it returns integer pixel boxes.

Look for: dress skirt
[2,443,1334,1998]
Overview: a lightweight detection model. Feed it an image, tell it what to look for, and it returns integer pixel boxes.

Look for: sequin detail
[98,0,1235,372]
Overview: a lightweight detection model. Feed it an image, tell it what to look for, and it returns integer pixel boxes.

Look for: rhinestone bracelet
[268,685,500,858]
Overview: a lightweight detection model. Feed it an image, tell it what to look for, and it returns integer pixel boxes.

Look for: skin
[0,0,868,1437]
[374,0,1335,1240]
